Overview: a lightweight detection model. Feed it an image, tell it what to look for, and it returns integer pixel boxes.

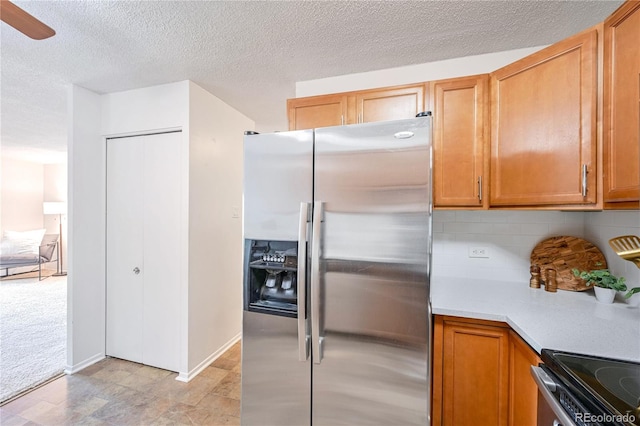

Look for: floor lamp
[43,202,67,276]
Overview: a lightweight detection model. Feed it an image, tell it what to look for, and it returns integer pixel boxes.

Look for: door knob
[133,267,140,274]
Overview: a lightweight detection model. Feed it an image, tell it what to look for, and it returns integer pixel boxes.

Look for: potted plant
[572,267,626,304]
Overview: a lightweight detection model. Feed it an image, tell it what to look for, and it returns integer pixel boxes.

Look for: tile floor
[0,341,241,426]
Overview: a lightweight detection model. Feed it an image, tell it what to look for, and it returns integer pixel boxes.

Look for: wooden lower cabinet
[509,330,542,426]
[432,316,540,426]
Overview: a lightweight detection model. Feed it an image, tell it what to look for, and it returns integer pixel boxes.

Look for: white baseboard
[64,352,105,375]
[176,332,241,383]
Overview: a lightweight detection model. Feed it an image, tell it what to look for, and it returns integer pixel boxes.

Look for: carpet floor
[0,269,55,281]
[0,275,66,403]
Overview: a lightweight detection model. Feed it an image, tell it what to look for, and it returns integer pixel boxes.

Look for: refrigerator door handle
[297,202,310,361]
[311,201,323,364]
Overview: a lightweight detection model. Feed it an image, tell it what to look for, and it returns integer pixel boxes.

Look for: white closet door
[141,132,181,371]
[106,131,182,372]
[106,137,145,363]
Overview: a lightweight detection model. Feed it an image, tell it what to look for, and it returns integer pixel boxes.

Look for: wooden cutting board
[530,236,607,291]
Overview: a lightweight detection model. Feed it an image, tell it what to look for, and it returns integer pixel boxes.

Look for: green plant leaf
[571,268,626,291]
[625,287,640,299]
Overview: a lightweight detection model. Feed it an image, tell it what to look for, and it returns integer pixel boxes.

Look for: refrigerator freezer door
[241,130,313,426]
[242,312,311,425]
[312,118,432,425]
[243,130,313,241]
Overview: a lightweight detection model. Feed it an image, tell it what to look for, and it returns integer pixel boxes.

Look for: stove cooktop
[542,349,640,425]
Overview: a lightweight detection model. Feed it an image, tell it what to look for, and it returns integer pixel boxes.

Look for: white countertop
[431,277,640,362]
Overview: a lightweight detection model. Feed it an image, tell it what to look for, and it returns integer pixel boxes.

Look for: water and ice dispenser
[243,239,300,318]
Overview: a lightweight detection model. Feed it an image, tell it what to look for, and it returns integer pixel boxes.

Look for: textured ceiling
[0,0,625,163]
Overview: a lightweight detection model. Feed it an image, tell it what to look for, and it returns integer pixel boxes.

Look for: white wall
[68,80,250,377]
[584,211,640,296]
[431,210,640,303]
[296,46,546,97]
[43,163,67,203]
[67,85,105,372]
[102,81,190,374]
[0,157,67,274]
[68,82,189,373]
[101,82,188,136]
[0,157,46,276]
[187,81,254,373]
[432,210,586,283]
[43,163,68,269]
[0,157,44,235]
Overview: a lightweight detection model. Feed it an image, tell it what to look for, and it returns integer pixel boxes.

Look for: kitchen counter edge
[431,276,640,363]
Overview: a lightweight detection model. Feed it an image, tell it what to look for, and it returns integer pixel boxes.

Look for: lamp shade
[43,202,67,215]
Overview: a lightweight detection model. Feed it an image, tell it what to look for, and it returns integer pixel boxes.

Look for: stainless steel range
[532,349,640,426]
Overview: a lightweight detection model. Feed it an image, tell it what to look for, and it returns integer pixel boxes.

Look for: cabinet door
[508,331,541,426]
[106,131,182,372]
[434,316,510,426]
[490,28,598,207]
[431,75,488,207]
[356,84,425,124]
[287,94,347,130]
[604,2,640,208]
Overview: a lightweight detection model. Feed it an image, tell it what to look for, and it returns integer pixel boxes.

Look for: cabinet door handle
[477,176,483,202]
[341,115,344,126]
[581,164,588,197]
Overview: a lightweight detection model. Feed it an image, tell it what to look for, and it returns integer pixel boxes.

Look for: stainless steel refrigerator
[241,117,432,425]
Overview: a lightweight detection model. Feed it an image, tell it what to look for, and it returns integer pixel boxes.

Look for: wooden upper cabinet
[508,331,541,426]
[287,94,347,130]
[490,28,598,207]
[287,83,425,130]
[430,75,489,208]
[356,84,425,123]
[603,1,640,208]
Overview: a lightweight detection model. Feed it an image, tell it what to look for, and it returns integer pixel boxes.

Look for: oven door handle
[530,366,577,426]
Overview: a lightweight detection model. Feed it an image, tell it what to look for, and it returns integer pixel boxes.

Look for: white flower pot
[594,286,616,304]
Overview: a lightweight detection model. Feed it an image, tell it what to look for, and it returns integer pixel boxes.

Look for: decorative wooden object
[529,264,541,288]
[544,269,558,293]
[530,236,607,291]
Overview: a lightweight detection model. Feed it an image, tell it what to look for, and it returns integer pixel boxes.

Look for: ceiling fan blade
[0,0,55,40]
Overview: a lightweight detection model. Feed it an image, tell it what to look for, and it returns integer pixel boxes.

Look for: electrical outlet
[469,247,489,258]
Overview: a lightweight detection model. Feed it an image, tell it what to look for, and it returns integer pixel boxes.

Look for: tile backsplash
[433,209,640,289]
